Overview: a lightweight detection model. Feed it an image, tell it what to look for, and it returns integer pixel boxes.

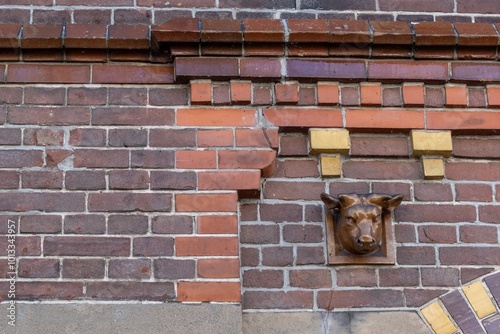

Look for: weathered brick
[44,236,129,256]
[0,193,84,212]
[65,171,106,190]
[343,160,421,180]
[22,170,63,189]
[108,215,149,234]
[69,128,106,147]
[109,170,149,190]
[218,150,276,176]
[460,225,498,243]
[8,106,90,125]
[243,291,313,309]
[154,258,196,279]
[279,134,308,156]
[109,259,151,279]
[418,225,457,243]
[93,64,174,84]
[133,237,174,256]
[24,128,64,146]
[240,224,279,244]
[7,64,90,83]
[404,288,449,307]
[243,269,284,288]
[296,246,325,265]
[20,215,61,234]
[336,268,377,287]
[18,258,59,278]
[199,171,261,190]
[62,259,105,279]
[64,215,106,234]
[16,282,83,301]
[289,269,332,288]
[73,149,129,168]
[131,150,175,169]
[379,268,420,287]
[440,247,500,265]
[149,87,188,106]
[86,282,175,301]
[152,215,194,234]
[150,171,196,190]
[397,246,436,265]
[67,87,107,106]
[394,224,416,243]
[368,61,449,82]
[24,86,65,105]
[262,246,294,266]
[283,224,323,243]
[0,170,19,189]
[88,193,172,212]
[421,268,460,287]
[109,129,147,147]
[198,129,233,147]
[93,107,174,126]
[317,290,404,309]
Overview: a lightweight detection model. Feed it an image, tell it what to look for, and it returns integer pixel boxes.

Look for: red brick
[108,215,148,234]
[111,87,148,105]
[283,225,323,243]
[64,215,106,235]
[343,160,421,180]
[218,149,276,176]
[24,128,64,146]
[279,135,308,156]
[177,235,238,256]
[175,57,239,81]
[92,64,174,84]
[336,268,377,287]
[7,64,90,83]
[178,282,240,302]
[346,109,424,130]
[109,170,149,190]
[360,83,381,106]
[190,80,212,104]
[69,129,106,147]
[264,181,325,201]
[44,236,129,256]
[317,83,339,105]
[0,193,84,212]
[350,135,409,157]
[230,80,251,104]
[65,171,105,190]
[445,84,468,107]
[418,225,457,243]
[176,150,216,169]
[0,170,19,189]
[86,282,175,301]
[397,246,436,265]
[93,107,174,126]
[243,269,284,288]
[62,259,105,279]
[154,258,195,279]
[402,83,425,106]
[198,215,237,234]
[152,215,193,234]
[19,259,59,278]
[22,170,63,189]
[89,193,172,212]
[455,183,493,202]
[240,224,279,244]
[262,246,293,266]
[198,129,234,147]
[264,107,342,128]
[16,282,83,301]
[199,171,261,190]
[414,183,453,202]
[296,246,325,265]
[177,108,256,126]
[74,149,129,168]
[368,61,449,82]
[289,269,332,288]
[275,82,299,104]
[149,129,196,147]
[109,259,151,279]
[131,150,175,169]
[446,161,500,181]
[8,106,90,125]
[287,59,366,81]
[150,171,196,190]
[133,237,174,256]
[24,86,65,105]
[441,247,500,265]
[396,203,476,223]
[20,215,61,234]
[198,258,239,278]
[460,225,498,243]
[379,268,420,287]
[479,205,500,223]
[318,290,404,309]
[175,193,237,212]
[243,291,313,309]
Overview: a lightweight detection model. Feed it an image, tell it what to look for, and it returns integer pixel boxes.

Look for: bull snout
[355,220,377,251]
[356,234,376,247]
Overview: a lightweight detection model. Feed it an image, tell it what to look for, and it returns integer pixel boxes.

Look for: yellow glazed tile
[463,281,496,319]
[320,155,341,177]
[421,301,457,334]
[411,130,452,157]
[309,128,350,155]
[422,157,445,180]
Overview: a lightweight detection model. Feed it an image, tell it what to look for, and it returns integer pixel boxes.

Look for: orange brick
[190,80,212,104]
[402,84,425,106]
[175,236,239,256]
[177,282,240,302]
[235,128,279,148]
[346,109,425,130]
[198,258,239,278]
[177,108,256,127]
[198,129,234,147]
[445,84,467,107]
[198,171,261,190]
[486,85,500,107]
[360,83,381,106]
[218,150,276,177]
[230,80,252,104]
[176,150,216,169]
[427,111,500,131]
[198,215,238,234]
[317,82,339,105]
[275,82,299,104]
[175,193,238,212]
[263,108,343,128]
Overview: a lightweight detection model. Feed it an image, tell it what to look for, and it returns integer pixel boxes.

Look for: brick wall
[2,7,500,333]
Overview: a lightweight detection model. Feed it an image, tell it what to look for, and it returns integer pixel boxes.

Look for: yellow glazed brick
[421,301,457,334]
[463,281,496,319]
[422,158,445,180]
[411,130,452,157]
[309,128,350,155]
[320,155,341,177]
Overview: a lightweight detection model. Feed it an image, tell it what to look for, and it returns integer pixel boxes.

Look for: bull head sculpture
[321,192,403,256]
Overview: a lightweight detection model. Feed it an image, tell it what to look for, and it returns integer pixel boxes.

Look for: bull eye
[346,217,356,226]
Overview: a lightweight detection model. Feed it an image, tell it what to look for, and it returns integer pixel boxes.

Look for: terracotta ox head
[321,193,403,255]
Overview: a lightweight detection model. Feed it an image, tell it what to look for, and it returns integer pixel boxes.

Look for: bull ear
[337,194,359,208]
[368,194,403,212]
[320,193,341,211]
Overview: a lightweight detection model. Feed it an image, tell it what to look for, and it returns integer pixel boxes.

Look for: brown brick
[65,171,106,190]
[109,259,151,279]
[64,215,106,235]
[340,85,359,106]
[404,288,448,307]
[62,259,105,279]
[133,237,174,256]
[241,247,260,267]
[371,182,411,200]
[343,160,421,180]
[109,170,149,190]
[461,267,494,284]
[198,258,239,278]
[89,193,172,212]
[290,269,332,288]
[22,170,63,189]
[262,246,293,266]
[149,87,188,106]
[243,269,284,288]
[44,236,129,256]
[382,86,403,107]
[441,246,500,265]
[93,107,174,126]
[152,215,193,234]
[93,64,173,84]
[74,149,128,168]
[0,236,40,256]
[396,203,476,223]
[419,225,457,244]
[327,181,370,197]
[456,183,493,202]
[154,258,195,279]
[457,0,500,14]
[86,282,175,301]
[260,203,302,222]
[109,129,147,147]
[0,128,21,145]
[8,106,90,125]
[278,159,320,178]
[243,291,313,309]
[397,246,436,265]
[288,59,366,81]
[447,161,500,181]
[318,289,404,309]
[379,268,420,287]
[131,150,175,169]
[175,57,239,81]
[149,129,196,147]
[18,258,59,278]
[368,61,449,82]
[279,134,308,156]
[20,215,61,234]
[350,135,409,157]
[479,205,500,224]
[0,170,19,189]
[16,282,83,301]
[198,171,261,191]
[283,225,323,243]
[296,246,325,265]
[198,129,233,147]
[394,224,416,243]
[24,128,64,146]
[460,225,498,243]
[0,193,84,212]
[8,64,90,83]
[108,215,148,234]
[336,268,377,287]
[240,224,279,244]
[421,268,460,287]
[24,87,65,105]
[453,138,500,159]
[264,181,324,201]
[69,128,106,147]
